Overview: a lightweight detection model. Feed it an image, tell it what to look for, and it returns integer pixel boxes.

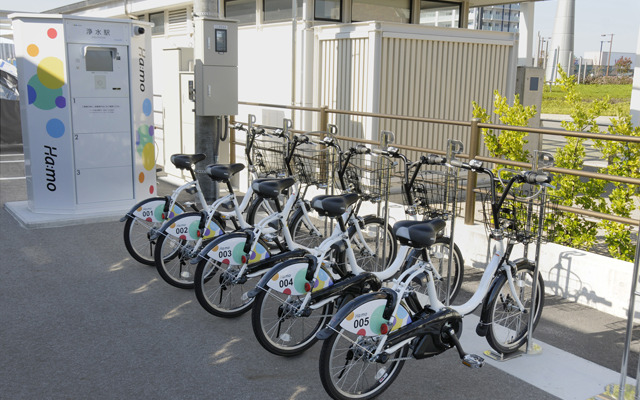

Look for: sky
[2,0,639,57]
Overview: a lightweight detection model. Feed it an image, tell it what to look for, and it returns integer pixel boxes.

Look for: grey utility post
[192,0,238,202]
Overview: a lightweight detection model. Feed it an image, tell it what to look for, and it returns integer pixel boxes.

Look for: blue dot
[46,118,65,138]
[142,99,152,116]
[27,85,36,104]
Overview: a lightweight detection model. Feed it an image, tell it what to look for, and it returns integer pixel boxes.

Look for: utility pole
[602,33,614,76]
[193,0,221,202]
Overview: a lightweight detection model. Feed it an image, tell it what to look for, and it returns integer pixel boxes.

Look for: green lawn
[541,84,632,116]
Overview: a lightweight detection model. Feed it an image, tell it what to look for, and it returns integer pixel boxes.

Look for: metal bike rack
[616,220,640,400]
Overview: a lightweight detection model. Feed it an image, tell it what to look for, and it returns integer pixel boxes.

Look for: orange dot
[27,44,39,57]
[138,172,145,183]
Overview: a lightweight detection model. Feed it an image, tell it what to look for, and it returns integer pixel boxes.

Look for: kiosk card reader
[11,14,155,214]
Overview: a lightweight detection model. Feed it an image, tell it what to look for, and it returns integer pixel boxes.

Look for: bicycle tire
[288,203,333,249]
[251,284,333,357]
[154,212,225,289]
[193,234,271,318]
[347,215,397,273]
[123,198,185,266]
[245,196,280,226]
[486,259,544,355]
[319,328,408,400]
[404,236,464,305]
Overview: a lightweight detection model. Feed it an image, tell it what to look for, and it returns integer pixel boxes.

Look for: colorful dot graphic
[142,142,155,171]
[46,118,65,138]
[27,74,63,110]
[142,99,152,116]
[37,57,65,89]
[27,44,39,57]
[47,28,57,39]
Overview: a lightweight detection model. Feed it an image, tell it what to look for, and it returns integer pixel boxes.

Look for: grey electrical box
[515,66,545,153]
[194,17,238,116]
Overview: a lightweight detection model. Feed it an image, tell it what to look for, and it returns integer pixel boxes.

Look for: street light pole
[602,33,614,76]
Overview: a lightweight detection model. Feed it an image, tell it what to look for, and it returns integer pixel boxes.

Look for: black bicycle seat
[252,177,296,199]
[204,163,245,182]
[393,219,446,248]
[310,193,359,218]
[170,154,206,170]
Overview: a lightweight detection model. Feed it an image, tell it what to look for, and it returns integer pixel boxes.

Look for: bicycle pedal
[462,354,484,368]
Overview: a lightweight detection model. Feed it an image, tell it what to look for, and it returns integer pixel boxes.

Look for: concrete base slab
[5,200,126,229]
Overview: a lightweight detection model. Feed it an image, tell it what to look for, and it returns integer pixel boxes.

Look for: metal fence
[232,101,640,228]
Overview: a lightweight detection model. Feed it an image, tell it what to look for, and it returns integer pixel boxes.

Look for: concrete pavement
[1,143,638,400]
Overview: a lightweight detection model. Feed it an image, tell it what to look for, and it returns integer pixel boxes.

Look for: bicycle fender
[157,212,223,241]
[317,289,411,339]
[249,257,334,298]
[197,232,270,267]
[121,197,184,223]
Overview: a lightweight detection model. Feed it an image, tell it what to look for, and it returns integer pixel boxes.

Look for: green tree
[471,65,639,261]
[472,90,536,172]
[615,56,632,75]
[549,65,638,260]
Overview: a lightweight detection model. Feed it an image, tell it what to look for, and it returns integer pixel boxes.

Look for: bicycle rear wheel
[319,329,407,400]
[251,287,333,357]
[124,216,161,266]
[486,260,544,354]
[154,234,199,289]
[194,257,260,318]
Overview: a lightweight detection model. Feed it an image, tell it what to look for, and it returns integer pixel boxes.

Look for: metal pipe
[465,118,480,225]
[618,221,640,400]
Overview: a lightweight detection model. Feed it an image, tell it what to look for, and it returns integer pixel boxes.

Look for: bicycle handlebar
[522,171,552,184]
[354,144,370,155]
[421,154,446,166]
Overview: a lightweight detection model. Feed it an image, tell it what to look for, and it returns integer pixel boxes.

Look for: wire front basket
[291,144,332,188]
[407,170,464,220]
[251,136,288,178]
[479,186,560,244]
[337,155,395,203]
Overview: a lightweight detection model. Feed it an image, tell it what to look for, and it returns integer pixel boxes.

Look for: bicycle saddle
[204,163,245,182]
[170,154,206,170]
[310,193,359,218]
[252,177,296,199]
[393,219,446,248]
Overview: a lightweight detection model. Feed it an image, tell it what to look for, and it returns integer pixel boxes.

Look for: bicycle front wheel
[251,287,333,357]
[404,236,464,305]
[348,215,397,273]
[319,329,407,400]
[486,260,545,355]
[288,204,333,249]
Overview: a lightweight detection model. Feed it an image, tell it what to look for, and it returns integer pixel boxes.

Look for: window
[315,0,341,21]
[149,12,165,35]
[264,0,303,22]
[419,1,461,27]
[352,0,410,23]
[226,0,256,24]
